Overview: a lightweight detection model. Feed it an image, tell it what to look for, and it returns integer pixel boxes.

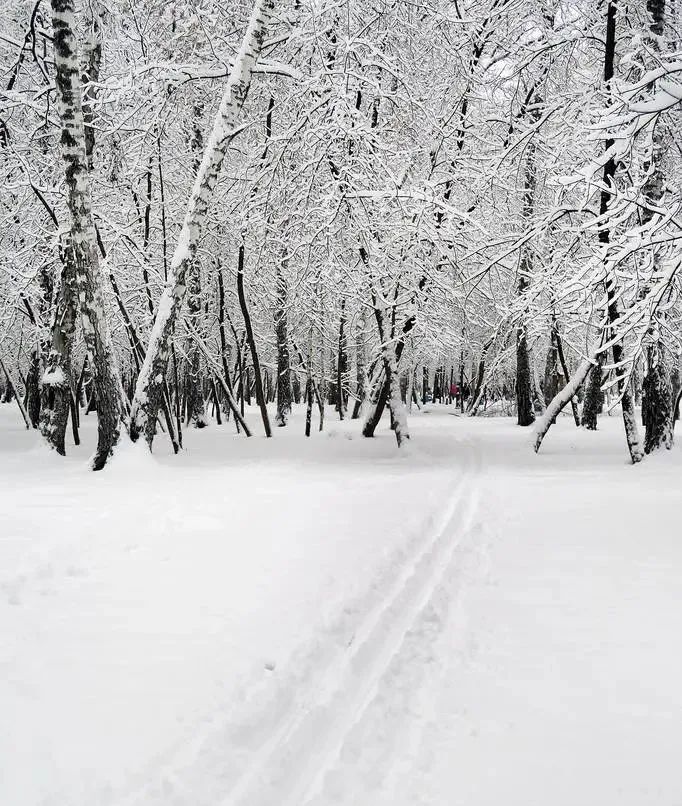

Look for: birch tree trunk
[185,99,208,428]
[50,0,122,470]
[534,357,594,453]
[129,0,276,445]
[515,137,537,427]
[39,237,78,454]
[41,3,102,455]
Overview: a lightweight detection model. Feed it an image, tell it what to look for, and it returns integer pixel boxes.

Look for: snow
[1,405,681,805]
[40,367,66,386]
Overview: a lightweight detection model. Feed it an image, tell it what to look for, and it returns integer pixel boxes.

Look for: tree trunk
[640,0,673,452]
[515,147,536,428]
[50,0,122,470]
[274,255,292,426]
[40,8,102,455]
[554,323,580,427]
[534,357,594,453]
[370,292,409,447]
[185,99,208,429]
[468,338,491,414]
[642,344,673,452]
[351,306,367,419]
[581,353,605,429]
[600,0,643,463]
[237,245,272,437]
[336,298,348,419]
[39,238,79,454]
[129,0,276,445]
[516,319,535,426]
[305,328,313,437]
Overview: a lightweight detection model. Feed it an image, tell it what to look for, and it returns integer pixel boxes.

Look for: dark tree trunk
[600,0,643,462]
[368,292,409,446]
[581,352,605,429]
[25,351,41,428]
[516,320,535,426]
[237,245,271,437]
[468,338,492,414]
[640,0,673,452]
[336,298,348,419]
[543,332,560,406]
[351,307,366,419]
[642,346,673,452]
[554,323,581,427]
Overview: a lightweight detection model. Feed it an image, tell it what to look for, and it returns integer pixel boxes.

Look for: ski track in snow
[231,441,481,806]
[299,469,486,806]
[114,437,483,806]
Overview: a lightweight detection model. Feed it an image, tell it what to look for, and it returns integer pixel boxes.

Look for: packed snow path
[1,407,681,805]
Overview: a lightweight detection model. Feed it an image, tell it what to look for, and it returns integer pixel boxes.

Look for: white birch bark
[534,357,594,454]
[50,0,122,470]
[129,0,277,445]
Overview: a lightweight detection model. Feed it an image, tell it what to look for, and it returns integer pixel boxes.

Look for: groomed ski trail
[224,439,483,806]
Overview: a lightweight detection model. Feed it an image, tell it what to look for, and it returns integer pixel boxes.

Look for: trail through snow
[2,406,681,805]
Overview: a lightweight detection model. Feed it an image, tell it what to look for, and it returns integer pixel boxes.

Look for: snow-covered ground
[1,404,681,806]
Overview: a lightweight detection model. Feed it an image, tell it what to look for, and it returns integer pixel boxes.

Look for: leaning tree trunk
[50,0,122,470]
[534,357,594,453]
[237,245,272,437]
[129,0,276,446]
[0,356,30,428]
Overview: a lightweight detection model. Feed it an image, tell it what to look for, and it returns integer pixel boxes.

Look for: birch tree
[49,0,123,470]
[128,0,277,447]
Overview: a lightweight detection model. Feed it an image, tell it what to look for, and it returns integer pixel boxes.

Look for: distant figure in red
[449,383,459,402]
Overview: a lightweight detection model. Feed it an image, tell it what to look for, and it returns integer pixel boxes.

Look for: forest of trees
[2,0,682,468]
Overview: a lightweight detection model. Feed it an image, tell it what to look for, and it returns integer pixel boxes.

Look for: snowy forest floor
[2,404,682,806]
